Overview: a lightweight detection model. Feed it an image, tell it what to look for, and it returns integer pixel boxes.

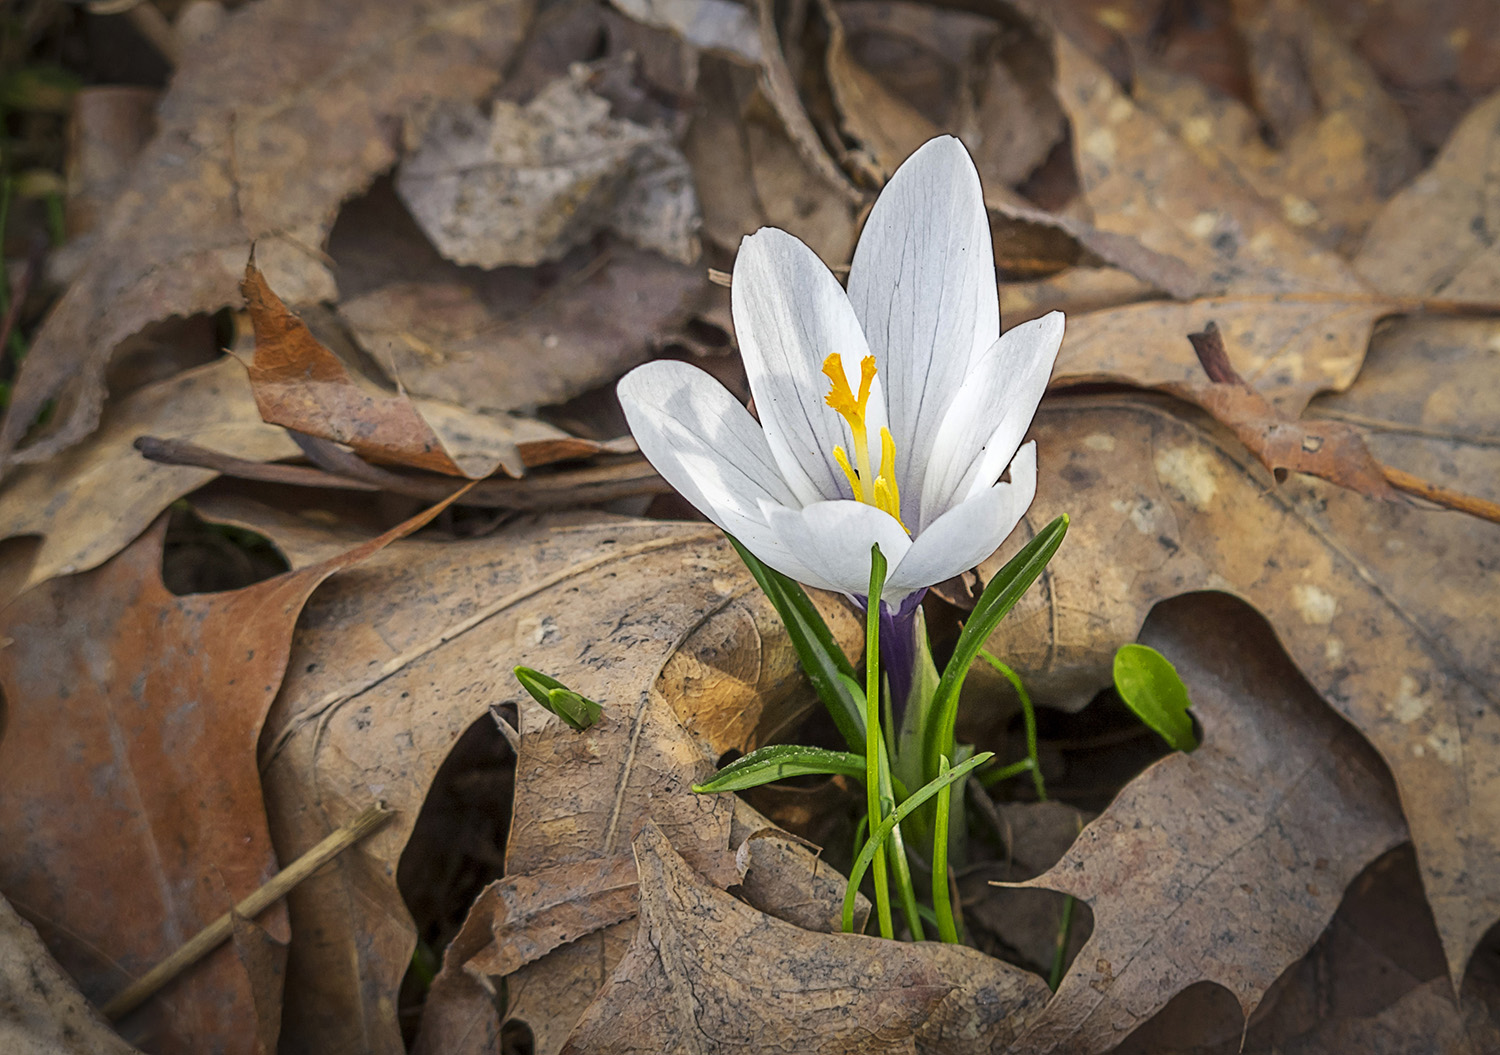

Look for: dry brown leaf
[748,0,866,208]
[1040,30,1414,411]
[977,392,1500,984]
[1355,89,1500,301]
[819,0,940,180]
[1005,593,1406,1053]
[1170,322,1400,501]
[1054,295,1388,416]
[53,87,159,284]
[559,823,1050,1055]
[0,0,534,474]
[0,893,143,1055]
[395,66,700,268]
[606,0,762,64]
[1109,845,1475,1053]
[326,175,710,416]
[1334,0,1500,152]
[685,56,859,264]
[254,513,859,1055]
[419,796,869,1054]
[730,803,868,935]
[0,498,457,1055]
[1231,0,1420,253]
[0,357,299,596]
[961,801,1093,975]
[243,263,586,478]
[1000,268,1158,326]
[1052,30,1366,297]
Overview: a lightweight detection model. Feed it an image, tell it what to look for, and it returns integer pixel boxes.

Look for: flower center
[822,352,907,530]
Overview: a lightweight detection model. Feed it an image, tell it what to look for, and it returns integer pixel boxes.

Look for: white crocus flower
[618,136,1064,607]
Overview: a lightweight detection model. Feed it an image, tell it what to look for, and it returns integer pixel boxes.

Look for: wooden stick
[101,803,394,1021]
[1382,465,1500,525]
[134,436,672,509]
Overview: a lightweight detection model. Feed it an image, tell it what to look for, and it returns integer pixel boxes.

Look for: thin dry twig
[134,435,671,510]
[101,802,394,1021]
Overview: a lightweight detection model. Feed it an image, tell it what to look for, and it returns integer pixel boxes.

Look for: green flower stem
[977,757,1035,788]
[977,651,1047,802]
[1049,894,1077,990]
[842,752,994,933]
[878,746,925,940]
[863,544,893,938]
[931,757,959,943]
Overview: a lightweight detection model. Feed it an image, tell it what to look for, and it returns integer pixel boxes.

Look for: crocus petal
[917,311,1063,525]
[763,500,914,599]
[845,136,999,519]
[733,227,878,506]
[617,360,830,587]
[885,442,1037,597]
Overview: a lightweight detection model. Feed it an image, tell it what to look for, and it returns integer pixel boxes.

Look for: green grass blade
[923,515,1068,783]
[692,745,868,793]
[841,751,994,933]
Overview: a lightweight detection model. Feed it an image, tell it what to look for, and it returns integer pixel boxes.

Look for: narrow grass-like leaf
[931,756,958,943]
[842,751,994,933]
[692,745,869,793]
[514,666,603,731]
[727,536,865,749]
[923,515,1068,783]
[864,544,894,939]
[1113,643,1198,751]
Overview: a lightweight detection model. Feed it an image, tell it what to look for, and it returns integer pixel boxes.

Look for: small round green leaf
[1113,644,1197,752]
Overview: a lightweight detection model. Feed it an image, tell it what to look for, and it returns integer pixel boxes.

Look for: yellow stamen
[822,354,908,533]
[832,445,863,502]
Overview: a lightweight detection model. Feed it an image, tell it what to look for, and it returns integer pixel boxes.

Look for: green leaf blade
[923,514,1069,782]
[692,744,869,794]
[1113,644,1198,751]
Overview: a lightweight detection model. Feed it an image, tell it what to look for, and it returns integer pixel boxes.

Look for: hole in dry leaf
[500,1017,536,1055]
[1111,979,1247,1053]
[159,504,289,595]
[398,713,514,1038]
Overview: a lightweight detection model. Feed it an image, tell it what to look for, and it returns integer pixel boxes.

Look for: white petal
[885,442,1037,596]
[618,359,795,520]
[918,312,1063,524]
[846,136,999,516]
[732,227,877,506]
[763,500,914,598]
[619,361,832,585]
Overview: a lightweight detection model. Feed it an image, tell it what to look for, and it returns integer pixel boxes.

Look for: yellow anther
[824,354,908,533]
[833,445,864,502]
[875,426,905,528]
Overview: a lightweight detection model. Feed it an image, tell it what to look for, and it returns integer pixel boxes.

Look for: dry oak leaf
[1355,88,1500,302]
[328,179,710,417]
[976,395,1500,984]
[1231,0,1419,253]
[560,823,1050,1055]
[684,56,858,265]
[419,797,871,1055]
[0,893,143,1055]
[1003,593,1406,1053]
[0,0,533,475]
[243,263,586,478]
[0,356,299,598]
[0,498,457,1055]
[1170,323,1400,503]
[255,514,856,1055]
[395,66,701,268]
[1045,30,1400,415]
